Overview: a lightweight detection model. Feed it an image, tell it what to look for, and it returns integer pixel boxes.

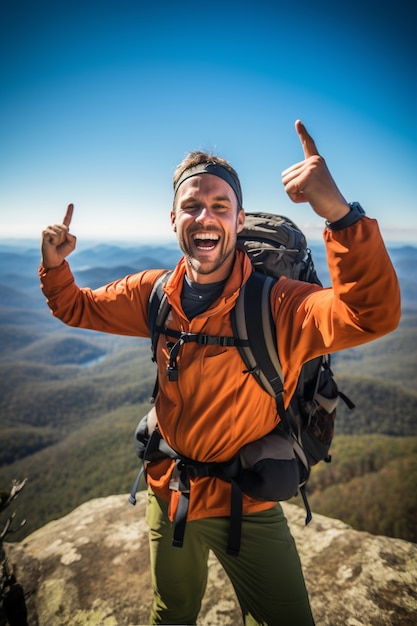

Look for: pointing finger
[63,203,74,228]
[295,120,319,159]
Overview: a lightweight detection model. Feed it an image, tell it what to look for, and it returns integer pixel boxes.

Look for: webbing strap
[165,329,249,382]
[172,485,243,556]
[128,466,144,506]
[171,458,243,556]
[161,327,247,347]
[227,480,243,556]
[299,485,312,525]
[172,492,190,548]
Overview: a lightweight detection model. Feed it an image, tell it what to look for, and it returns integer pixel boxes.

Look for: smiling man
[171,157,246,281]
[39,121,401,625]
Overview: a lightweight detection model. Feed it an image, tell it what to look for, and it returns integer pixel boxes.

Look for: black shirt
[181,275,227,320]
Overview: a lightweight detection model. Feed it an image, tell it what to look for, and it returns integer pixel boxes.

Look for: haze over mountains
[0,238,416,544]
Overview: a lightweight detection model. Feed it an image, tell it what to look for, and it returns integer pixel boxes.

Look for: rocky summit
[3,492,417,625]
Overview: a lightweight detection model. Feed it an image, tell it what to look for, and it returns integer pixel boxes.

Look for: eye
[179,202,199,213]
[184,204,200,213]
[212,203,230,213]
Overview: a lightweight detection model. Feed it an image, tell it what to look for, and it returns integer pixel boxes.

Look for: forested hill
[0,240,416,543]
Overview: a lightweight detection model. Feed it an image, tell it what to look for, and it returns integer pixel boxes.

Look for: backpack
[129,212,354,554]
[233,213,354,486]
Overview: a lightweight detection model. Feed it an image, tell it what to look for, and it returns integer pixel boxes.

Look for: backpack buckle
[167,364,179,381]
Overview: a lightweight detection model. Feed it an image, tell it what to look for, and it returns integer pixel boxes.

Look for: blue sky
[1,0,416,245]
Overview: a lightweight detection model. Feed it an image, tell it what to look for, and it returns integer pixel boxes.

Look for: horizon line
[1,236,416,249]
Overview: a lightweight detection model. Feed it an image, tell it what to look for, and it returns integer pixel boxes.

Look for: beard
[177,228,236,277]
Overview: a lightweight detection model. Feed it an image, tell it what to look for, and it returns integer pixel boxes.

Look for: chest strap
[158,327,249,382]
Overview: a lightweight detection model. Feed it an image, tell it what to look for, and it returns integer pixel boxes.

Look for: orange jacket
[39,217,401,521]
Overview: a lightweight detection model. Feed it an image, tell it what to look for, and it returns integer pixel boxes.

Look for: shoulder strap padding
[148,270,173,359]
[232,272,284,399]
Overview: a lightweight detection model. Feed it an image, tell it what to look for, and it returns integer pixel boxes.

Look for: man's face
[171,173,245,283]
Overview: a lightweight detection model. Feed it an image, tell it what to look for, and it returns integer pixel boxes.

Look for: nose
[195,206,214,224]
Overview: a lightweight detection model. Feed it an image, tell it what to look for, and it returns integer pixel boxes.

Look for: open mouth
[192,232,220,251]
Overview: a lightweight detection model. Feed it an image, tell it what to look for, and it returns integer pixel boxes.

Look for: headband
[174,163,243,208]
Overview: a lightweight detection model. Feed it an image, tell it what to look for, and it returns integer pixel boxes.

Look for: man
[40,121,401,625]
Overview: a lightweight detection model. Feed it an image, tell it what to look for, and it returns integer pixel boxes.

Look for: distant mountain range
[1,238,416,295]
[1,239,415,361]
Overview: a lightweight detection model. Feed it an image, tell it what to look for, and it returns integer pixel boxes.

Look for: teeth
[194,233,219,241]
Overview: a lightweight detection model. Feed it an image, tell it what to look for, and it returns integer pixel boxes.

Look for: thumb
[295,120,319,159]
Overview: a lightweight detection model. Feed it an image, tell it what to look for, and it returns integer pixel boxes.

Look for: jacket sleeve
[272,216,401,402]
[39,261,166,337]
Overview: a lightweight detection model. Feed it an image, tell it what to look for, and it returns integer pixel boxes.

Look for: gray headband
[174,163,243,208]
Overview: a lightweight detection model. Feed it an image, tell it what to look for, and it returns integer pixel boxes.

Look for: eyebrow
[212,195,233,203]
[181,194,233,203]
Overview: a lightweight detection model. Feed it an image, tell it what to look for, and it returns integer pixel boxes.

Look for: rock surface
[3,492,417,625]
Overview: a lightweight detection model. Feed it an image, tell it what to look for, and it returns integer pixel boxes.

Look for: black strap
[232,272,285,399]
[234,273,320,528]
[172,484,243,556]
[338,390,356,410]
[162,327,244,347]
[227,480,243,556]
[148,271,172,401]
[148,271,249,388]
[163,329,248,383]
[128,466,144,506]
[172,492,190,548]
[299,485,312,525]
[148,271,172,358]
[170,457,243,555]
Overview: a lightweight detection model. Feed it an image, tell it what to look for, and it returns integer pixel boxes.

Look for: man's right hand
[281,121,350,223]
[41,203,77,268]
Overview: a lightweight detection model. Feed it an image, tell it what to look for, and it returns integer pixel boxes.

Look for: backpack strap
[148,271,173,360]
[233,273,288,432]
[148,270,248,388]
[232,271,287,404]
[232,271,314,523]
[148,271,172,401]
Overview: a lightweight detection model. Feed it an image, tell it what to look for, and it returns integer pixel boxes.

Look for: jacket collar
[164,248,253,312]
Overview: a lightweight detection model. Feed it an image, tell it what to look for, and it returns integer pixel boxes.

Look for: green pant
[146,490,315,625]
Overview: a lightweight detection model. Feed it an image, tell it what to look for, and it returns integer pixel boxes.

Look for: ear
[170,210,177,232]
[236,208,245,234]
